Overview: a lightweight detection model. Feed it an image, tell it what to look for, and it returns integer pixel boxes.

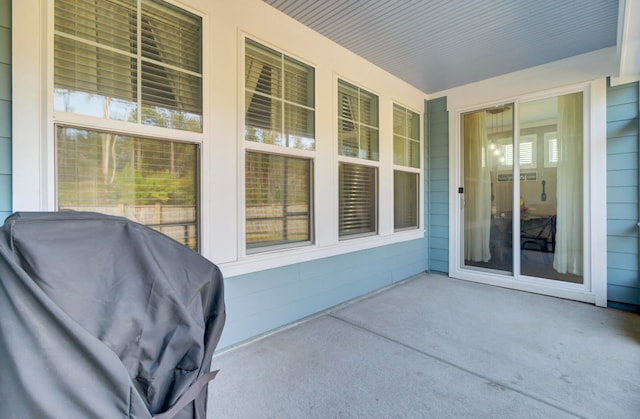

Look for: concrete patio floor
[207,273,640,418]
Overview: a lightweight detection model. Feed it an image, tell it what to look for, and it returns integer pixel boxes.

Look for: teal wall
[219,239,428,349]
[0,0,11,222]
[426,97,449,273]
[607,81,639,311]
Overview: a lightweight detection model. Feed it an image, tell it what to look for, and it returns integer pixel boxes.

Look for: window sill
[218,229,425,278]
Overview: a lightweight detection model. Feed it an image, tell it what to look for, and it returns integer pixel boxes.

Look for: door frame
[447,79,607,306]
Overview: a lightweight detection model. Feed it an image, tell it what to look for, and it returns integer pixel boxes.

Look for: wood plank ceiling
[263,0,620,93]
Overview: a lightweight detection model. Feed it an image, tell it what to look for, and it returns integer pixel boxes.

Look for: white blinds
[339,163,377,237]
[54,0,202,131]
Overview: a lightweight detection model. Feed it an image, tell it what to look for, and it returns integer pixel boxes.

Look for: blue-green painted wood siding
[219,238,428,349]
[607,81,639,309]
[426,97,449,273]
[0,0,10,223]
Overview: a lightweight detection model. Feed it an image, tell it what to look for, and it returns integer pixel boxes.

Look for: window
[393,104,420,168]
[339,163,377,237]
[245,152,312,250]
[393,104,420,230]
[495,135,536,170]
[56,126,199,250]
[544,132,558,167]
[337,80,379,238]
[245,39,315,150]
[244,39,315,251]
[53,0,203,250]
[54,0,203,132]
[338,80,379,160]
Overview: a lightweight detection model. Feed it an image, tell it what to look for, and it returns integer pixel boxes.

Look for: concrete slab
[208,273,640,418]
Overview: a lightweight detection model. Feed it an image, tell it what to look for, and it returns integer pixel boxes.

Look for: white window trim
[392,101,423,232]
[12,0,209,239]
[12,5,427,279]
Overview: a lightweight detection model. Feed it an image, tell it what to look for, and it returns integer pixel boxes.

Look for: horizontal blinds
[246,151,311,248]
[56,125,199,250]
[54,0,202,128]
[339,163,377,237]
[394,171,418,230]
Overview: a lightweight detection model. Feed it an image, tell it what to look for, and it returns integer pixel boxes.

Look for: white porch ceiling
[263,0,621,94]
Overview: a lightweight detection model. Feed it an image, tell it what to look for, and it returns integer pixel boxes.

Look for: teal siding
[0,0,10,222]
[219,239,428,348]
[607,81,639,310]
[426,97,449,273]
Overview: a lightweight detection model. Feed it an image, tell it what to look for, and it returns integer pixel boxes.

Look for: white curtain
[464,111,492,262]
[554,93,583,275]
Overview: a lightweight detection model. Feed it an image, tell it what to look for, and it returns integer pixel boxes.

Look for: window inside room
[393,104,420,230]
[244,38,315,251]
[54,0,203,132]
[56,126,199,250]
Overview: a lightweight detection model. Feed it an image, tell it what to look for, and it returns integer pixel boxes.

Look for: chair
[521,214,556,262]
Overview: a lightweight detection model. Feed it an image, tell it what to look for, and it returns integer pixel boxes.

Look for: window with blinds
[544,132,558,167]
[245,151,312,250]
[392,103,420,231]
[339,163,377,238]
[56,126,199,250]
[497,136,537,170]
[394,171,418,230]
[338,80,379,160]
[54,0,203,132]
[245,39,315,150]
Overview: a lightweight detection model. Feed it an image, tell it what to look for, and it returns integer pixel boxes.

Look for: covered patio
[208,273,640,418]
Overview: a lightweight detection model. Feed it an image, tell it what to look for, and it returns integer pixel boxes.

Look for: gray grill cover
[0,212,225,418]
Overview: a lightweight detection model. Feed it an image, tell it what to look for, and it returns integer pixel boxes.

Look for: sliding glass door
[462,104,514,274]
[460,92,584,284]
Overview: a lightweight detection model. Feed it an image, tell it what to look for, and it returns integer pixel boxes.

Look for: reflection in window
[245,152,312,250]
[338,80,379,160]
[56,126,199,250]
[54,0,203,132]
[245,39,315,150]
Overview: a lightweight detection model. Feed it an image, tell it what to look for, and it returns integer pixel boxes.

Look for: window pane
[245,39,315,150]
[54,0,202,132]
[394,171,418,230]
[56,126,199,250]
[246,152,312,249]
[338,80,379,160]
[393,103,421,168]
[519,92,583,283]
[359,126,379,161]
[245,90,284,146]
[284,104,315,150]
[339,163,377,238]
